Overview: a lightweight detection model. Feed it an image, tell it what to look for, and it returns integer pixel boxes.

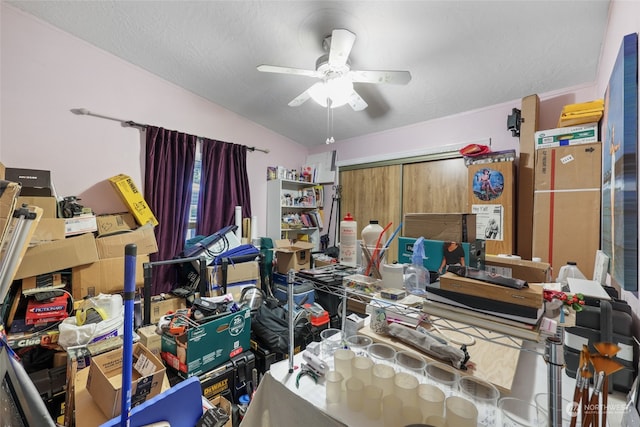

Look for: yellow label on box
[108,174,159,227]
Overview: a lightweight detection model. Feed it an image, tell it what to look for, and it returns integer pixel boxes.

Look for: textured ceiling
[8,1,611,148]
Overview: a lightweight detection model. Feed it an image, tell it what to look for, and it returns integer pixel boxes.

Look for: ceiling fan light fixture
[308,76,353,108]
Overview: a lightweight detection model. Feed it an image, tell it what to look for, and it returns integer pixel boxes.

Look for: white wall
[0,4,308,234]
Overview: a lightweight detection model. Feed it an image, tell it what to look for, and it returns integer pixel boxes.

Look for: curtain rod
[69,108,270,153]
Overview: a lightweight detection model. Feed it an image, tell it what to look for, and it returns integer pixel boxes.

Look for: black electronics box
[198,351,255,404]
[564,297,637,392]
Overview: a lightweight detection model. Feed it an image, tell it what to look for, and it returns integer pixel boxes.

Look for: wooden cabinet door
[339,165,402,262]
[402,158,468,214]
[338,157,468,264]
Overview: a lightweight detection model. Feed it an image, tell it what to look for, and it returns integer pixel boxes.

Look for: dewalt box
[198,351,255,404]
[108,174,159,226]
[161,308,251,379]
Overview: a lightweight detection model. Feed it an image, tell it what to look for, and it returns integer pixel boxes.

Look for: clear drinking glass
[367,342,396,367]
[498,397,539,427]
[345,334,372,356]
[333,348,354,389]
[458,376,500,426]
[320,328,344,360]
[395,350,427,377]
[534,392,574,427]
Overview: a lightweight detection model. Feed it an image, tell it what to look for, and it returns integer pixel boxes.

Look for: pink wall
[0,4,308,235]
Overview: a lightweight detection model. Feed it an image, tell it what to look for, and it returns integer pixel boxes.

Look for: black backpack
[251,300,311,354]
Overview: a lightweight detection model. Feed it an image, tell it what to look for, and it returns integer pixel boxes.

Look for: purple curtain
[144,126,197,294]
[197,138,251,236]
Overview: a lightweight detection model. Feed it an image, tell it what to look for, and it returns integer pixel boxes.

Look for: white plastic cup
[345,377,364,412]
[401,405,423,425]
[333,348,355,390]
[425,361,460,397]
[325,370,343,404]
[382,394,403,427]
[458,376,500,426]
[394,371,419,408]
[425,415,448,427]
[445,395,478,427]
[363,384,383,420]
[351,355,374,386]
[418,383,446,419]
[372,363,396,397]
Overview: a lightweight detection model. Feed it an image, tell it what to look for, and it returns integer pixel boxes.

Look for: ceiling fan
[257,29,412,111]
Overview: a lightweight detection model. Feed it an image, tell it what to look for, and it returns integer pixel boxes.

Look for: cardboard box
[64,214,97,236]
[31,218,66,243]
[95,223,158,259]
[96,212,137,237]
[15,233,99,280]
[71,254,149,299]
[438,272,544,309]
[86,342,166,419]
[137,325,162,357]
[17,196,58,218]
[209,395,233,427]
[517,94,540,260]
[21,272,63,291]
[208,260,259,288]
[146,296,187,324]
[5,167,53,196]
[532,143,601,276]
[0,181,20,245]
[484,255,551,283]
[161,308,251,379]
[403,213,476,242]
[398,237,486,272]
[534,123,598,149]
[108,174,159,227]
[274,239,314,273]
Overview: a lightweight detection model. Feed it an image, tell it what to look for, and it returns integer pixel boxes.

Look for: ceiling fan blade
[350,70,412,85]
[348,89,368,111]
[257,64,320,78]
[328,29,356,68]
[288,83,320,107]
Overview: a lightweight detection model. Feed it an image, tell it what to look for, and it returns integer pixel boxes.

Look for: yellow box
[108,174,158,226]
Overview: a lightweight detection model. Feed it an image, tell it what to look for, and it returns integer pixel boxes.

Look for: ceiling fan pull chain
[326,98,335,144]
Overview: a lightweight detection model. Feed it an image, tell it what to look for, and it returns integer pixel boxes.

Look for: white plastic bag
[58,293,124,349]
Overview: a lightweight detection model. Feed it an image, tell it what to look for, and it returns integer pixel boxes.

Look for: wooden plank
[358,323,521,394]
[517,94,540,259]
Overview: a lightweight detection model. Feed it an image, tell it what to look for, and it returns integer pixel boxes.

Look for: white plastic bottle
[339,213,357,267]
[556,261,586,291]
[362,220,385,248]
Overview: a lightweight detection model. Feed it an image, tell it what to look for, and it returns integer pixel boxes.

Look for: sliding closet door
[402,158,468,213]
[339,165,403,263]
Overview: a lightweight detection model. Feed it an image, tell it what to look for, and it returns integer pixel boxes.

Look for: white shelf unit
[266,179,322,250]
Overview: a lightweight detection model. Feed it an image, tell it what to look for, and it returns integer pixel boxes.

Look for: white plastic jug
[556,261,586,291]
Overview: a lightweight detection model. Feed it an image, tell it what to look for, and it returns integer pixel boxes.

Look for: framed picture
[601,32,638,291]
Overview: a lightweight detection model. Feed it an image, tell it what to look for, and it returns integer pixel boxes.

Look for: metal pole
[288,269,295,373]
[545,335,564,427]
[121,243,137,427]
